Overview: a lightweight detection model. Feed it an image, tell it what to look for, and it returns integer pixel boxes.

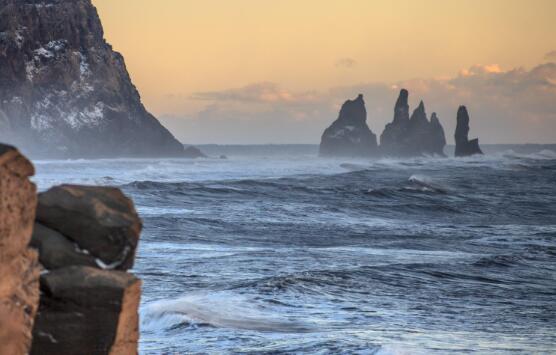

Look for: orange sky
[93,0,556,144]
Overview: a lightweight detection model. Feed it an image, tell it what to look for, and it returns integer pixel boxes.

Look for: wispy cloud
[335,57,357,69]
[545,50,556,61]
[191,82,319,104]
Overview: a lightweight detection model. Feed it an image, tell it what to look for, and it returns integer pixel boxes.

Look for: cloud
[191,82,319,104]
[162,63,556,144]
[459,64,502,77]
[545,50,556,61]
[335,58,357,69]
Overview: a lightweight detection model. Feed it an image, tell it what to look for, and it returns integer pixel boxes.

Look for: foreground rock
[0,0,185,158]
[31,266,140,355]
[380,89,446,157]
[319,94,378,157]
[0,144,40,354]
[454,106,483,157]
[36,185,142,270]
[30,184,142,354]
[30,223,97,270]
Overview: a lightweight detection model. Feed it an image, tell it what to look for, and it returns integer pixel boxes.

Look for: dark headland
[0,0,203,159]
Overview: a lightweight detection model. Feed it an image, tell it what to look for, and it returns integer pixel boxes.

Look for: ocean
[32,144,556,354]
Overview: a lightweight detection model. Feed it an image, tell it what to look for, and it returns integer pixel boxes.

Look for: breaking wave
[141,292,313,333]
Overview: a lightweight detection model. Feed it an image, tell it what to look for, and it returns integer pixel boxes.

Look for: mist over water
[32,145,556,354]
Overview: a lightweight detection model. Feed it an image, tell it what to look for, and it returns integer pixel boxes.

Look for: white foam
[141,292,312,333]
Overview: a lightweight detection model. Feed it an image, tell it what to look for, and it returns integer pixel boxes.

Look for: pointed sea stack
[380,89,446,157]
[454,106,483,157]
[0,0,185,158]
[429,113,447,155]
[319,94,378,157]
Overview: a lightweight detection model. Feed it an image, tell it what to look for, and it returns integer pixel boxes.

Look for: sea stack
[454,106,483,157]
[319,94,378,157]
[380,89,446,157]
[0,0,185,158]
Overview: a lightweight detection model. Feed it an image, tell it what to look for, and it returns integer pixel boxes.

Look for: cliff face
[0,0,185,158]
[380,89,446,157]
[0,142,142,354]
[0,144,40,354]
[319,94,378,157]
[454,106,482,157]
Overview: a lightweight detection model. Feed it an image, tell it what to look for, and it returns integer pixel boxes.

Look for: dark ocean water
[33,145,556,354]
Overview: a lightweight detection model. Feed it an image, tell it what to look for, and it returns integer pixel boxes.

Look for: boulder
[30,223,97,270]
[36,185,142,270]
[0,143,40,354]
[31,266,141,355]
[380,89,446,157]
[454,106,483,157]
[319,94,378,157]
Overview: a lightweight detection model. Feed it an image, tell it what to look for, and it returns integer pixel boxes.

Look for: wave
[406,174,448,194]
[141,292,313,333]
[473,254,524,268]
[365,174,449,197]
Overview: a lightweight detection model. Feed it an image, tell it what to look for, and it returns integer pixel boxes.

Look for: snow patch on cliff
[31,3,54,9]
[46,40,67,52]
[77,52,91,78]
[65,102,105,130]
[31,97,54,131]
[328,125,356,139]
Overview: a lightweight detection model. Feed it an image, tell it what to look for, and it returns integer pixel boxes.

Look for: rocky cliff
[454,106,483,157]
[319,94,378,157]
[0,142,142,354]
[0,0,185,158]
[31,184,142,354]
[380,89,446,157]
[0,144,39,354]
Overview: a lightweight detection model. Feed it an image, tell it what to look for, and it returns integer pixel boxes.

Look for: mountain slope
[0,0,185,158]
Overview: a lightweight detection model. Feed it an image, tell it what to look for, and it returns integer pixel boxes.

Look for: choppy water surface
[33,145,556,354]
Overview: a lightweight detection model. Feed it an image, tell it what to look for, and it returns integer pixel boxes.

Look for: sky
[93,0,556,144]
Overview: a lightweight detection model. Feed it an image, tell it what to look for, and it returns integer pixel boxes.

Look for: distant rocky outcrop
[319,94,378,157]
[30,184,142,354]
[454,106,483,157]
[184,145,207,159]
[0,144,40,354]
[380,89,446,157]
[0,0,185,158]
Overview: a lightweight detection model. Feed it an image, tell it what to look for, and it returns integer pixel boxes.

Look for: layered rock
[380,89,446,157]
[0,0,185,158]
[36,185,142,270]
[30,184,142,354]
[30,223,97,270]
[319,94,378,157]
[454,106,483,157]
[31,266,140,355]
[0,144,40,354]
